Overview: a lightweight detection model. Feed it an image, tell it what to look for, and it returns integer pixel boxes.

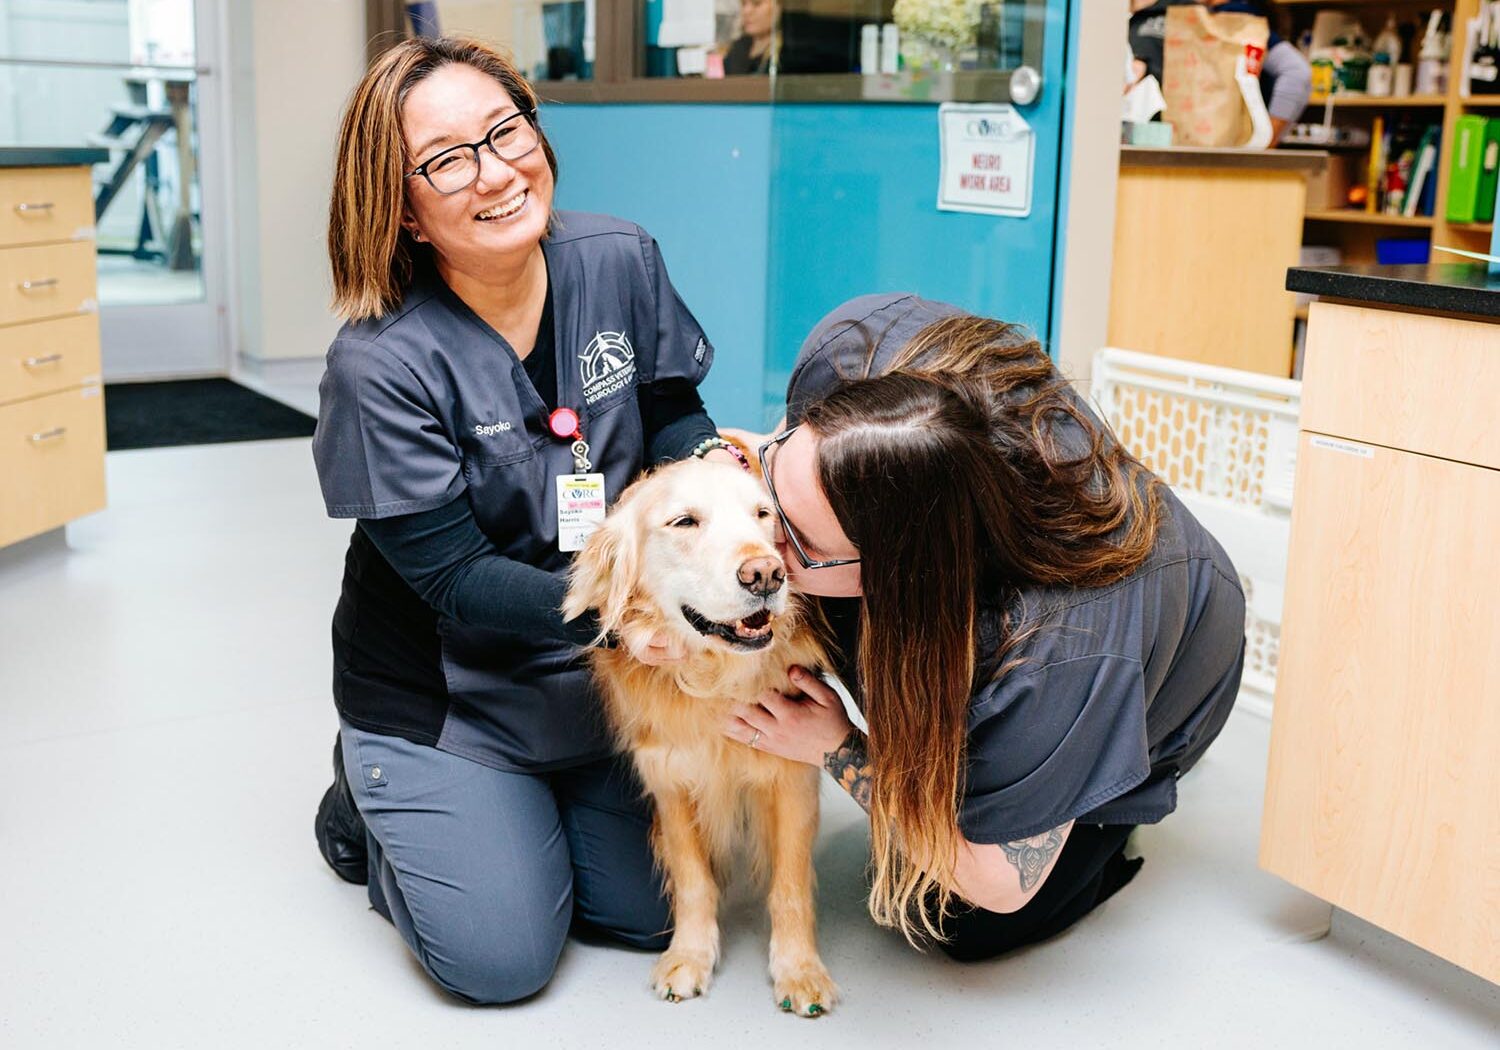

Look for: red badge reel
[548,408,592,472]
[548,407,580,441]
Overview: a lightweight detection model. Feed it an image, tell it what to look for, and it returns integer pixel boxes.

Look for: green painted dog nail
[780,998,792,1010]
[808,1004,824,1015]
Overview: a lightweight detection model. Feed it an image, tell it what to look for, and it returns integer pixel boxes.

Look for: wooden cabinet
[1260,300,1500,985]
[1108,149,1325,378]
[0,163,105,549]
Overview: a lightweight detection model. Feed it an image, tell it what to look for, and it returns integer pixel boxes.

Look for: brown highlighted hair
[802,315,1162,945]
[328,36,559,321]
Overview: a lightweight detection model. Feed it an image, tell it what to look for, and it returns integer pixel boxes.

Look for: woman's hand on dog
[723,666,854,766]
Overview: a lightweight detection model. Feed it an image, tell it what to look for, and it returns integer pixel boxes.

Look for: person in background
[724,0,779,75]
[1129,0,1312,146]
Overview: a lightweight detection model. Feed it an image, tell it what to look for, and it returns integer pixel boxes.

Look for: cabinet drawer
[0,241,97,328]
[1302,301,1500,469]
[0,167,95,248]
[0,383,107,548]
[0,314,101,405]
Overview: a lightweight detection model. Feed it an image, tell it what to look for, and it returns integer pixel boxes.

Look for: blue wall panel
[538,0,1074,429]
[542,104,773,428]
[762,1,1070,423]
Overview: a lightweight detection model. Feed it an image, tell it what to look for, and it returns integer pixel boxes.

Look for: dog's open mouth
[681,605,775,650]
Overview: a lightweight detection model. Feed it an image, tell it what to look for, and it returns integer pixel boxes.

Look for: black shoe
[315,734,369,884]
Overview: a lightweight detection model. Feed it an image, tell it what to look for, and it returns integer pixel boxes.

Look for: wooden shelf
[1447,221,1495,232]
[1306,210,1437,228]
[1307,95,1448,109]
[1459,97,1500,108]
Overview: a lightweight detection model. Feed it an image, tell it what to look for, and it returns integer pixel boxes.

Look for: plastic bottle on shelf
[1373,15,1402,66]
[1368,15,1400,96]
[880,23,900,74]
[1414,11,1449,96]
[860,24,879,74]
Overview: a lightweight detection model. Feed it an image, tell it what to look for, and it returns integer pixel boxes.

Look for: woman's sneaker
[314,735,368,884]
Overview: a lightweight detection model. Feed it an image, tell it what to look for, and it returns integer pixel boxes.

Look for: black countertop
[0,147,109,168]
[1287,263,1500,319]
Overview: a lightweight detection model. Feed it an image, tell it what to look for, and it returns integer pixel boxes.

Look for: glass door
[0,0,225,378]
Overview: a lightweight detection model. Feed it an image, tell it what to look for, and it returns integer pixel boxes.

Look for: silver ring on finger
[749,729,762,750]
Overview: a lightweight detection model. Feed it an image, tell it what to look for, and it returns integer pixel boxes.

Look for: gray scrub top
[787,293,1246,843]
[313,212,713,771]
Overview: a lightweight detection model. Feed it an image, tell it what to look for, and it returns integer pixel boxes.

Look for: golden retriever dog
[563,457,838,1017]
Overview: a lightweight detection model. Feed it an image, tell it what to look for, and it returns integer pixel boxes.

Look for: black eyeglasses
[405,109,540,195]
[758,426,861,570]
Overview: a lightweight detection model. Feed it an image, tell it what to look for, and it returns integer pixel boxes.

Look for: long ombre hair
[801,316,1162,944]
[328,36,559,321]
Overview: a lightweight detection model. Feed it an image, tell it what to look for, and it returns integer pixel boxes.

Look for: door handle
[1008,65,1042,106]
[18,278,59,292]
[28,426,67,444]
[24,353,64,367]
[15,202,55,214]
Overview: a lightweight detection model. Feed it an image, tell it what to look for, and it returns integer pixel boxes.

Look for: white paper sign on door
[937,103,1035,218]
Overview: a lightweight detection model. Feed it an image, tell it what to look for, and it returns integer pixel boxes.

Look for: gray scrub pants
[339,720,671,1004]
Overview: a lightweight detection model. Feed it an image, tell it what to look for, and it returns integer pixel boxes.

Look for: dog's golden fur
[563,458,838,1016]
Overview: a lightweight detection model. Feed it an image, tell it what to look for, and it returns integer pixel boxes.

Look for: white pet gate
[1090,349,1302,711]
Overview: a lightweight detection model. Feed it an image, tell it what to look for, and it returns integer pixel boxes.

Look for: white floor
[2,438,1497,1049]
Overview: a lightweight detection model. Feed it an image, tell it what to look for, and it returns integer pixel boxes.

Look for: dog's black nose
[737,556,785,597]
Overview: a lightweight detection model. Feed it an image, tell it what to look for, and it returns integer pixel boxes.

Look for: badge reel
[549,407,606,553]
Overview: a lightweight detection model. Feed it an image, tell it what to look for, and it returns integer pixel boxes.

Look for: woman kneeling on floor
[716,295,1247,955]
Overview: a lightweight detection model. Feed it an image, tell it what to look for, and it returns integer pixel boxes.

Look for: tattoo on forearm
[822,729,873,811]
[1001,829,1065,892]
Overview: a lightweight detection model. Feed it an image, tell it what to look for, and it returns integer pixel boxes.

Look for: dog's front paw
[651,948,715,1003]
[772,960,839,1017]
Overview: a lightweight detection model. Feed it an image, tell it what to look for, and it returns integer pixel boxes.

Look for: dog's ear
[562,510,642,637]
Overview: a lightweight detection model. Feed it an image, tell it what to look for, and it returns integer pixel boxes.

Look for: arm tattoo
[1000,828,1066,892]
[822,729,873,811]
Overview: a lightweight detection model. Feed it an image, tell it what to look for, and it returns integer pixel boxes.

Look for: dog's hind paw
[651,949,715,1003]
[773,961,839,1017]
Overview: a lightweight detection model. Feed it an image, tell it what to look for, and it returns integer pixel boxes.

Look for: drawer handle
[29,426,67,444]
[19,278,59,292]
[23,353,63,367]
[15,202,55,214]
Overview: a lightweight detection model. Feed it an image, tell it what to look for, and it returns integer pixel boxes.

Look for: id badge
[556,473,607,552]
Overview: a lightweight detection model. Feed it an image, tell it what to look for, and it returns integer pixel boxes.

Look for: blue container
[1375,238,1431,265]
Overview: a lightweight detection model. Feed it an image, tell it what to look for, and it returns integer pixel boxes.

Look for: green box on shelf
[1476,119,1500,223]
[1446,114,1488,223]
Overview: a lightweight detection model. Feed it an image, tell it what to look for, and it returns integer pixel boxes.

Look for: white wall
[227,0,365,369]
[1054,0,1125,393]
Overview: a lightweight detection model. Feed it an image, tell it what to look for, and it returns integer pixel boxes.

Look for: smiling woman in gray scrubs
[310,37,733,1004]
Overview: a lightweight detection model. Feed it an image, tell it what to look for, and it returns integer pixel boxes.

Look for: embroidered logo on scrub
[474,421,513,436]
[580,331,636,405]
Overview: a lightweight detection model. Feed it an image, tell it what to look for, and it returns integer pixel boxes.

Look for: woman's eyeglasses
[757,427,861,570]
[406,109,540,195]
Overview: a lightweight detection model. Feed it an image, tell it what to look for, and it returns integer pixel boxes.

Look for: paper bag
[1162,6,1270,147]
